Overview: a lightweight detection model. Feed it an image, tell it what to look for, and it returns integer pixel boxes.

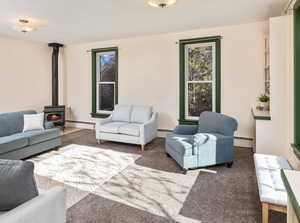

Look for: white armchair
[95,105,158,151]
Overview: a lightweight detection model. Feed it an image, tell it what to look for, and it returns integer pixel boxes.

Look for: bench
[254,153,292,223]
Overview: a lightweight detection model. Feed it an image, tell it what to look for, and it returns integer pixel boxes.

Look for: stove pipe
[48,43,64,106]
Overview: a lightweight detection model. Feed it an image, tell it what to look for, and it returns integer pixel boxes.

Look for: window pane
[99,53,116,82]
[188,83,212,117]
[98,84,114,111]
[187,45,213,81]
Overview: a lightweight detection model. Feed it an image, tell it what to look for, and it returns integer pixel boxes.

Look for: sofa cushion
[119,124,141,137]
[112,105,132,122]
[254,153,292,206]
[99,122,127,134]
[0,110,36,137]
[256,168,288,205]
[130,106,152,124]
[14,128,60,145]
[166,133,194,156]
[0,135,29,155]
[0,160,38,211]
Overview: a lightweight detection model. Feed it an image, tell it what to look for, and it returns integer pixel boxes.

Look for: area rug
[33,143,201,223]
[33,144,141,207]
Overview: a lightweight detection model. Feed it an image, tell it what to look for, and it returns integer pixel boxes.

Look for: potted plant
[258,94,270,111]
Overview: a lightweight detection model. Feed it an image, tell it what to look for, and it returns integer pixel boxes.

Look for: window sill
[90,113,110,118]
[178,119,198,125]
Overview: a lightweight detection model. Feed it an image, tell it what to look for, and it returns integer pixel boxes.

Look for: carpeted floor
[36,129,287,223]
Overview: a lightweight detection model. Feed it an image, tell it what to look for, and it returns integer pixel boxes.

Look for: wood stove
[44,43,65,130]
[44,105,65,130]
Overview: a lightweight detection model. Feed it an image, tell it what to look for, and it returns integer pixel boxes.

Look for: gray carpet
[60,129,286,223]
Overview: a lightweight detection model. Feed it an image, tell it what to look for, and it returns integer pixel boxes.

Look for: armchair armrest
[95,116,112,130]
[140,112,158,145]
[0,187,66,223]
[44,121,54,129]
[174,125,198,135]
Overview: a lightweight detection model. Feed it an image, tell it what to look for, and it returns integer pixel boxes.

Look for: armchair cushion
[165,133,194,156]
[130,106,152,124]
[119,124,140,137]
[99,122,127,134]
[198,112,238,136]
[112,105,132,122]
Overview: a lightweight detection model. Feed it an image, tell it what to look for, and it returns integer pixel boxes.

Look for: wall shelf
[252,108,271,120]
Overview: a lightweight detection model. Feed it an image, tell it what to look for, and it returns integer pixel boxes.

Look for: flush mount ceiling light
[14,19,37,33]
[147,0,177,8]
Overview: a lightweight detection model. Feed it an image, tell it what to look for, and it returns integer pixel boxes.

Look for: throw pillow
[130,106,153,123]
[111,105,132,122]
[23,113,44,132]
[0,159,39,211]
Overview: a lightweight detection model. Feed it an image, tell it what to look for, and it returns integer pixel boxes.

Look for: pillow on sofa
[131,106,153,124]
[112,105,132,122]
[0,159,39,211]
[23,113,44,132]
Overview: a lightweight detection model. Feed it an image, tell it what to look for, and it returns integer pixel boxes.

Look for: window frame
[91,47,118,118]
[293,1,300,160]
[179,36,221,125]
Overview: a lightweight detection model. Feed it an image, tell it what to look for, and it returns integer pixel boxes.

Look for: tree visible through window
[179,37,220,124]
[91,47,118,118]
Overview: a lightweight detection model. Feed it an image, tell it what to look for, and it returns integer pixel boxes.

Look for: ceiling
[0,0,287,44]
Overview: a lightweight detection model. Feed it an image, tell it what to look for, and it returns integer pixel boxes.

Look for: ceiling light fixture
[14,19,37,33]
[147,0,177,8]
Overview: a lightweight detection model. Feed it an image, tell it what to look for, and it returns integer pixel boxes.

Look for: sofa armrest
[95,116,112,130]
[0,187,66,223]
[174,125,198,135]
[44,121,55,129]
[140,112,158,145]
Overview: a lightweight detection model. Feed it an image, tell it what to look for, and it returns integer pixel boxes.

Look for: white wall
[65,21,267,139]
[269,15,300,169]
[0,36,52,113]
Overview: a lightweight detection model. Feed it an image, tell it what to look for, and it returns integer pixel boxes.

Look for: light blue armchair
[165,112,238,174]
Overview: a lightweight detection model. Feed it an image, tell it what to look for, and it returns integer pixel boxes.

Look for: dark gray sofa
[0,110,61,160]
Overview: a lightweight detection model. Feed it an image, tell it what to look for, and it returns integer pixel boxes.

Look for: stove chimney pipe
[48,43,64,106]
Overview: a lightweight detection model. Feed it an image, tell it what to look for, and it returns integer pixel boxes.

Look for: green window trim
[294,2,300,160]
[281,170,300,222]
[91,47,118,119]
[179,36,221,125]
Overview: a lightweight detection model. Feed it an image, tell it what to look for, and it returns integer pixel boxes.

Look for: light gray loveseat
[96,105,157,151]
[0,187,66,223]
[0,110,61,160]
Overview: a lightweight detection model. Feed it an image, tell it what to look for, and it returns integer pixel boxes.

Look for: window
[91,47,118,118]
[179,36,221,124]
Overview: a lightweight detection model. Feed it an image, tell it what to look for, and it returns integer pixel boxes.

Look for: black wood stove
[44,43,65,130]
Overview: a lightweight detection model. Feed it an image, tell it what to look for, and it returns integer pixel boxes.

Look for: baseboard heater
[65,120,253,141]
[65,120,95,126]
